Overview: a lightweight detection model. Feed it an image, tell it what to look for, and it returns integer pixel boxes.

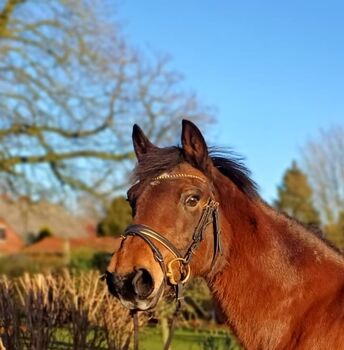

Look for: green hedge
[0,250,112,276]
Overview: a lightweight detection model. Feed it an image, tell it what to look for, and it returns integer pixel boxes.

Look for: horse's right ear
[132,124,156,161]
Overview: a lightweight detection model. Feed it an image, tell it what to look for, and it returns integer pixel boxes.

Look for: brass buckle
[166,258,191,285]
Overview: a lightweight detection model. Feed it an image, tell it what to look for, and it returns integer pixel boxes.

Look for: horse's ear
[181,119,209,168]
[132,124,156,161]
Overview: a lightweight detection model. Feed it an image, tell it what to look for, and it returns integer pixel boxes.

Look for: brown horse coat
[107,120,344,350]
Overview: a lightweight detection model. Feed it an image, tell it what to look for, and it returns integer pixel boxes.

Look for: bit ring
[166,258,191,285]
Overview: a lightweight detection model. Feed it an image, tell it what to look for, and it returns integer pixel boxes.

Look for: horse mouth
[118,287,163,311]
[118,295,158,311]
[116,280,165,311]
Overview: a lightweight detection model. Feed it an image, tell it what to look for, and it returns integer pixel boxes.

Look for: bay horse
[106,120,344,349]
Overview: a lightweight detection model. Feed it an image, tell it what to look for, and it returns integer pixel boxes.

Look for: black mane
[210,148,258,198]
[132,146,258,198]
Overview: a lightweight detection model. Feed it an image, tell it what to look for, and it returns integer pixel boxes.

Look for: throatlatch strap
[163,282,184,350]
[131,310,139,350]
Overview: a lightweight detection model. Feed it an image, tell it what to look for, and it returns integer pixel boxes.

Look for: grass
[34,326,239,350]
[140,327,241,350]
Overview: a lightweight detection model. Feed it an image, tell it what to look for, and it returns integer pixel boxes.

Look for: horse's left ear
[181,119,209,168]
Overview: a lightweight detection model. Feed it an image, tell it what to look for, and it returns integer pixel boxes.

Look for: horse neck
[207,175,344,349]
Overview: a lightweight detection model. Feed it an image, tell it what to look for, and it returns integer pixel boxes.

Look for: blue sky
[119,0,344,202]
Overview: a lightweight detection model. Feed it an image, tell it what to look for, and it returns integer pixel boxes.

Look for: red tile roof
[0,218,24,254]
[23,236,121,255]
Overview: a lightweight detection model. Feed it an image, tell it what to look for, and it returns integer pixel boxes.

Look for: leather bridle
[124,198,221,286]
[122,173,222,350]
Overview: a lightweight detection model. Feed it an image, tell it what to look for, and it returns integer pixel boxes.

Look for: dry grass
[0,270,143,350]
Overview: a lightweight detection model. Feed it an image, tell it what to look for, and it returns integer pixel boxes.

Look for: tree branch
[2,150,135,168]
[0,0,24,36]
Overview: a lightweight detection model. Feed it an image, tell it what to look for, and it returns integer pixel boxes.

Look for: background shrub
[0,270,144,350]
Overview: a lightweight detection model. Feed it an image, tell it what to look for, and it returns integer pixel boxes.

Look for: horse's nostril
[106,269,154,300]
[132,268,154,298]
[105,270,122,296]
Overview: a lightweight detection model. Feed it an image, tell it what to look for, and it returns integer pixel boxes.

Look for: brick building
[0,218,24,255]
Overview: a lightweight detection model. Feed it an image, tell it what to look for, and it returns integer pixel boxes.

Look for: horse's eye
[185,195,200,207]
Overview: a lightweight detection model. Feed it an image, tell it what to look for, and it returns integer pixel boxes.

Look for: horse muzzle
[105,268,163,311]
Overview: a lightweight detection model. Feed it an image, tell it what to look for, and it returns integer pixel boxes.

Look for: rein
[123,173,222,350]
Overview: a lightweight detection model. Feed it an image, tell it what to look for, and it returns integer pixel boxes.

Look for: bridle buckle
[166,258,191,285]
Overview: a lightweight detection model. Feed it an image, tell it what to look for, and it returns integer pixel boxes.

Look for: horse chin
[119,297,155,311]
[118,286,164,311]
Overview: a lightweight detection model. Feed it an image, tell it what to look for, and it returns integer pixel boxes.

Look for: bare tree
[301,125,344,224]
[0,0,214,205]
